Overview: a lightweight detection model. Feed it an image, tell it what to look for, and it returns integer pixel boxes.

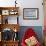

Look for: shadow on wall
[18,26,43,43]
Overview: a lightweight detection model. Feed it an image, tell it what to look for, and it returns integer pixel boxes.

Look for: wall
[17,0,44,26]
[0,0,44,26]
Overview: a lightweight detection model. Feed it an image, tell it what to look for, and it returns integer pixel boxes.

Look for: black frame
[23,8,39,20]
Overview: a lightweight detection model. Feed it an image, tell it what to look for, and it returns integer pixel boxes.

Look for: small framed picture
[23,8,39,20]
[9,9,18,15]
[2,10,9,15]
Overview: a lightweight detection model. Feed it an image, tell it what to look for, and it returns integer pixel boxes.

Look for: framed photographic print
[2,10,9,15]
[23,8,39,20]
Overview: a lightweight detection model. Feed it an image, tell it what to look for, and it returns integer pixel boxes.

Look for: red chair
[21,28,41,46]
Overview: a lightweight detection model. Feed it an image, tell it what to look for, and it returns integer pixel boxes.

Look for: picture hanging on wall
[23,8,39,20]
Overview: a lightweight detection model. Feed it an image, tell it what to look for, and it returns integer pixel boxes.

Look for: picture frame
[9,9,18,15]
[23,8,39,20]
[2,10,9,15]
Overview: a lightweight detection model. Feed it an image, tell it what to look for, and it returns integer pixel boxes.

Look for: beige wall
[18,0,44,26]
